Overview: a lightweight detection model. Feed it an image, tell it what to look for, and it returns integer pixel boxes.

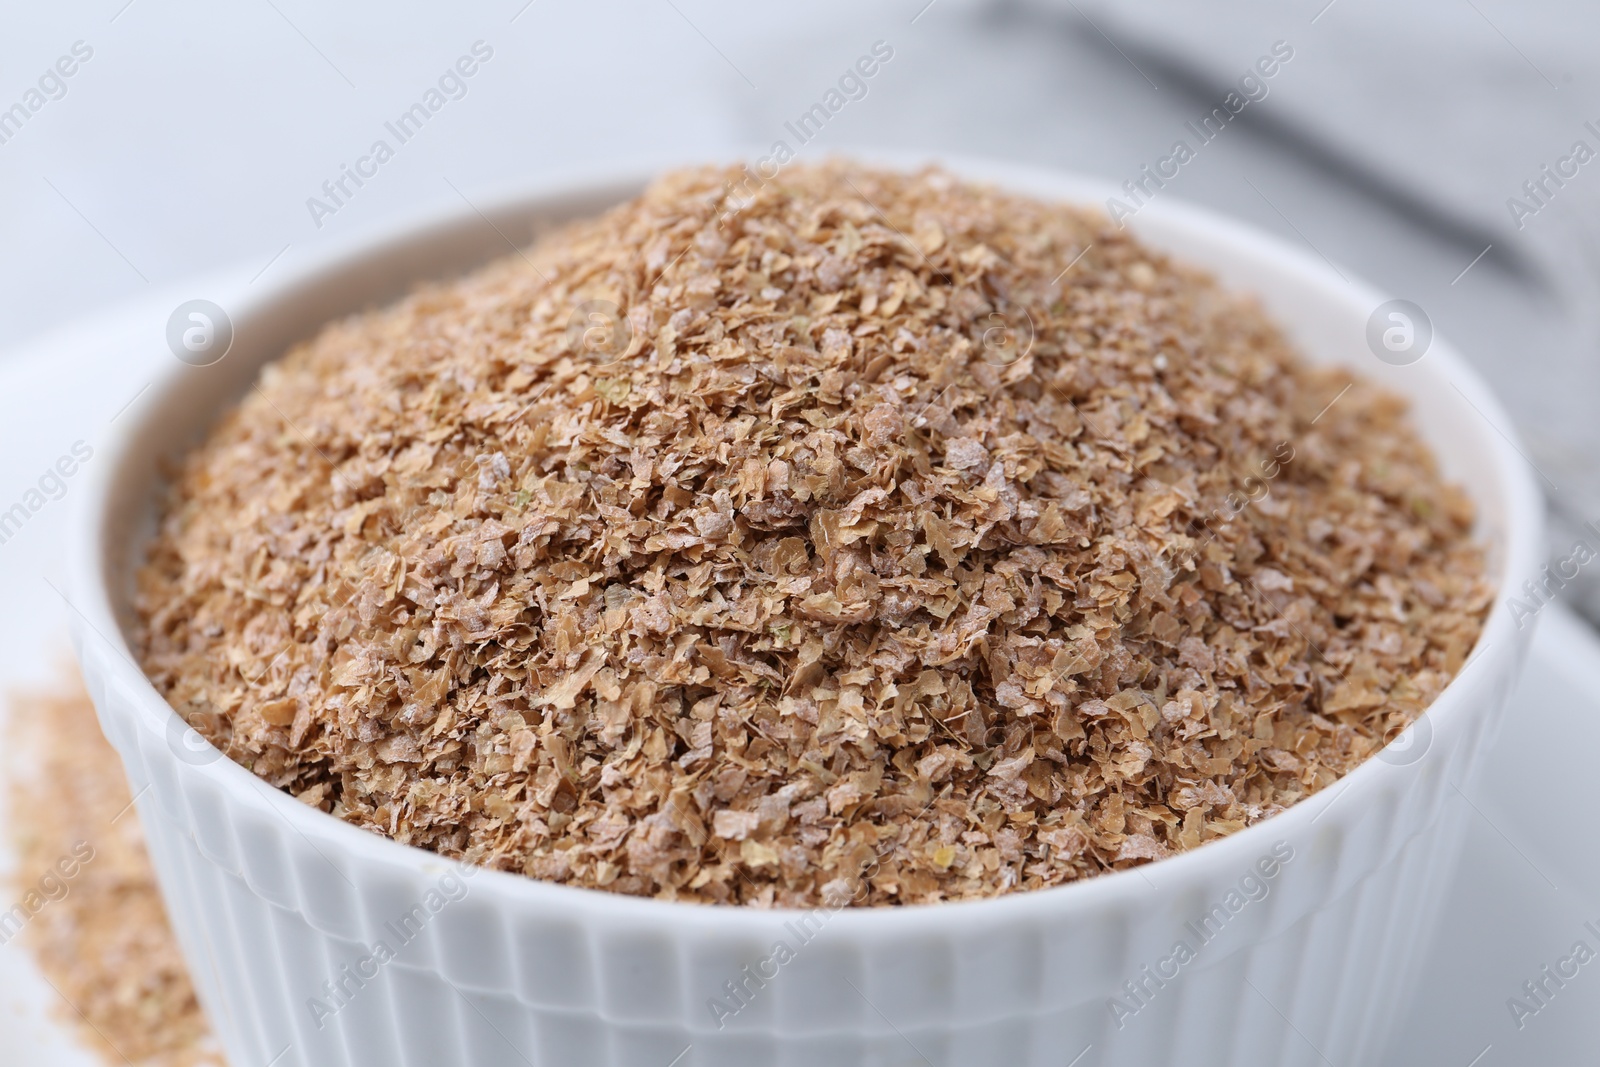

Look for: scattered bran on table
[5,669,221,1066]
[134,162,1492,907]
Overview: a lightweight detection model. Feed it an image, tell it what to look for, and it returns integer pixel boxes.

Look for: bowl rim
[68,152,1546,934]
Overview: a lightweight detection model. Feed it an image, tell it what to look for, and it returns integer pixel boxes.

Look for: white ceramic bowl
[68,158,1543,1067]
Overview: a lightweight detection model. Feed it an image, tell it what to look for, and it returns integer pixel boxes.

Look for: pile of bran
[134,163,1491,907]
[5,672,221,1065]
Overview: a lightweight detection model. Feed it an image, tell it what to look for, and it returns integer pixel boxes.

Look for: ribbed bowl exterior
[73,630,1526,1067]
[67,158,1544,1067]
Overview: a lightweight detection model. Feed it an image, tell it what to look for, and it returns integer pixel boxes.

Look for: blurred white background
[3,2,1599,1063]
[5,0,1599,619]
